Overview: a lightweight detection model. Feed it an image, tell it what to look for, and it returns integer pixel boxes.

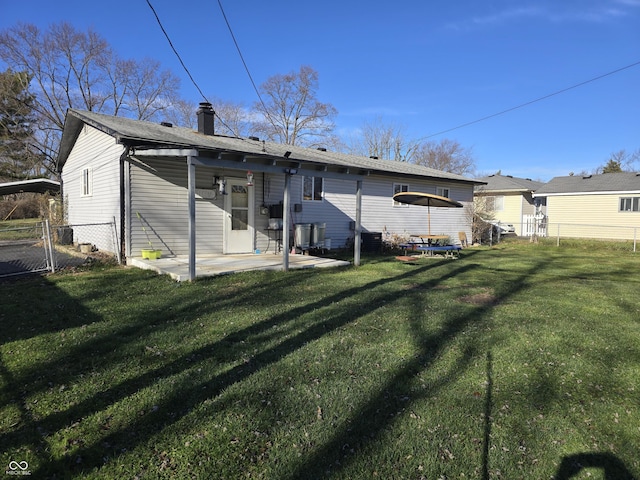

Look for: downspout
[119,148,129,262]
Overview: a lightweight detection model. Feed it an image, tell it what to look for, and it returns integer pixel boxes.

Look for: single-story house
[58,105,483,279]
[474,174,545,236]
[533,172,640,241]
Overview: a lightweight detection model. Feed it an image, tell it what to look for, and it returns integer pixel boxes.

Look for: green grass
[1,243,639,479]
[0,218,43,241]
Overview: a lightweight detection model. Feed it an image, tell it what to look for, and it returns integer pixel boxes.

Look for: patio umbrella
[392,191,463,235]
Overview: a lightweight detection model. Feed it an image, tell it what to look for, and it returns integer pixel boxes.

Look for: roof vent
[160,121,173,128]
[370,155,378,159]
[317,147,327,152]
[582,175,592,179]
[507,175,513,178]
[248,136,260,141]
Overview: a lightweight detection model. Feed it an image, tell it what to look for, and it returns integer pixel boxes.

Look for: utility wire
[146,0,209,103]
[145,0,235,135]
[216,0,277,129]
[422,60,640,140]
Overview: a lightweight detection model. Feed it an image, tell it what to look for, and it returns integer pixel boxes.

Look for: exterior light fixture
[246,170,254,186]
[215,177,227,195]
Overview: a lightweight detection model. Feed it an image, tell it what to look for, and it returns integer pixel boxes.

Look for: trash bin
[294,223,312,250]
[311,222,326,248]
[57,226,73,245]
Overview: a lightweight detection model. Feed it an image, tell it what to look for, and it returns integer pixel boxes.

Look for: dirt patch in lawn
[458,288,498,306]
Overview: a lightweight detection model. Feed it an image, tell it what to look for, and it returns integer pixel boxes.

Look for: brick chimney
[196,102,214,135]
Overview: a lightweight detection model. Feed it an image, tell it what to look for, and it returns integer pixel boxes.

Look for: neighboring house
[474,174,544,236]
[58,106,482,277]
[533,172,640,241]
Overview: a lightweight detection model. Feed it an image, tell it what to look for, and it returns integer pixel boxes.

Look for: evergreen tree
[0,69,40,180]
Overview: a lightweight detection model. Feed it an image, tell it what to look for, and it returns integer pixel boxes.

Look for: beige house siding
[547,193,640,240]
[477,192,537,236]
[493,194,522,234]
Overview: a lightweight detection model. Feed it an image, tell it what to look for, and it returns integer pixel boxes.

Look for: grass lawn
[0,218,43,241]
[1,242,639,479]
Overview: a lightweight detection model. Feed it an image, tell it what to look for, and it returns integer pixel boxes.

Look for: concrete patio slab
[128,253,351,281]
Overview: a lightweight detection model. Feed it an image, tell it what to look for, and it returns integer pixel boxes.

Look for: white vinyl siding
[60,126,123,254]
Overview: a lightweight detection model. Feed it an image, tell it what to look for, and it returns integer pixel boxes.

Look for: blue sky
[1,0,639,181]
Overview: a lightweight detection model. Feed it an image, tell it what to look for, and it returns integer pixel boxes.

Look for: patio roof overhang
[128,148,366,281]
[129,147,371,181]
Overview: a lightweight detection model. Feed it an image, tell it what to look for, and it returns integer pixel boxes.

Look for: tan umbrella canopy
[392,191,463,235]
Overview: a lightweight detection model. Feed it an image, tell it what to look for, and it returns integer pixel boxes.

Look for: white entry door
[223,178,255,253]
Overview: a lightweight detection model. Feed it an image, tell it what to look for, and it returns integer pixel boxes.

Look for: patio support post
[354,179,362,266]
[187,154,196,281]
[282,172,291,271]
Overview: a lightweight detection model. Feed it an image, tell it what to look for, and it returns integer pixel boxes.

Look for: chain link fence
[489,220,638,252]
[0,219,121,279]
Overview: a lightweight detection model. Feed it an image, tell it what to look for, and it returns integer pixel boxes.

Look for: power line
[422,60,640,140]
[145,0,235,135]
[216,0,277,129]
[145,0,209,103]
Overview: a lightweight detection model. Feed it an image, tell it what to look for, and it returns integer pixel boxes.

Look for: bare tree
[210,98,252,138]
[348,116,419,161]
[251,65,337,146]
[602,149,640,172]
[412,139,475,176]
[0,22,183,175]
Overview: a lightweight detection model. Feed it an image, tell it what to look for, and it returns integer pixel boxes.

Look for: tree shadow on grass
[554,452,637,480]
[283,255,555,479]
[3,256,475,476]
[3,250,600,479]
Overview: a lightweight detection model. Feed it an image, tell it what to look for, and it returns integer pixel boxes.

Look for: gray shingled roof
[59,109,482,185]
[475,174,543,193]
[534,172,640,195]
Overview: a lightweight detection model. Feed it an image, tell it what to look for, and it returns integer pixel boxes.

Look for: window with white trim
[82,168,92,196]
[393,183,409,206]
[486,195,504,211]
[619,196,640,212]
[303,176,323,201]
[436,186,450,198]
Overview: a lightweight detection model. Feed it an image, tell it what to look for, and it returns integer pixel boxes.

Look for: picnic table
[409,234,449,245]
[399,234,461,258]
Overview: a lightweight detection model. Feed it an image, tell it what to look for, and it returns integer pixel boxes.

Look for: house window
[82,168,92,196]
[486,195,504,211]
[393,183,409,206]
[619,197,640,212]
[303,176,323,201]
[436,187,450,198]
